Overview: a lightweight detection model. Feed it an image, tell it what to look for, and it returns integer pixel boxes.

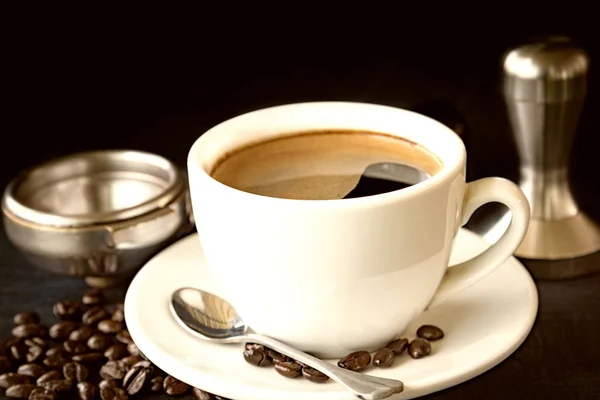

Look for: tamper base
[516,212,600,260]
[469,207,600,260]
[466,208,600,279]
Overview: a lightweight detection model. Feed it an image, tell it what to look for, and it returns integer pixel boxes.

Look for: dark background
[1,4,600,201]
[1,3,600,400]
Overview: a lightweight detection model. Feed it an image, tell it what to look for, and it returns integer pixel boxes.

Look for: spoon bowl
[171,287,247,341]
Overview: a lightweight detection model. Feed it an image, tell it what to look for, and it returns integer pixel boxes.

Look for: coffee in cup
[210,129,442,200]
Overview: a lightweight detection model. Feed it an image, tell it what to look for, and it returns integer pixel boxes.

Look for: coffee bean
[408,338,432,359]
[12,324,47,339]
[4,338,22,352]
[1,339,16,357]
[266,349,288,363]
[24,338,50,349]
[63,361,89,382]
[100,361,128,380]
[100,387,128,400]
[104,344,127,361]
[115,331,132,345]
[0,356,12,374]
[29,387,57,400]
[41,379,72,393]
[5,383,37,398]
[301,366,329,383]
[119,356,143,366]
[192,387,214,400]
[0,372,31,388]
[77,381,97,400]
[49,321,78,340]
[72,352,104,364]
[44,346,63,358]
[53,301,82,320]
[82,307,110,327]
[99,379,118,390]
[416,325,444,341]
[69,327,95,343]
[25,346,44,363]
[123,366,151,396]
[42,354,67,369]
[126,343,139,356]
[131,360,153,369]
[150,376,163,392]
[17,364,45,378]
[10,342,28,362]
[82,289,106,306]
[98,320,123,334]
[242,346,270,367]
[163,375,189,395]
[243,343,263,351]
[273,360,302,378]
[337,351,371,372]
[36,370,62,386]
[13,312,40,326]
[386,338,409,355]
[111,309,125,323]
[87,334,111,351]
[373,348,395,368]
[63,340,88,355]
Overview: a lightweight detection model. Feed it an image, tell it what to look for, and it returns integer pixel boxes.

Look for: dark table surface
[2,11,600,398]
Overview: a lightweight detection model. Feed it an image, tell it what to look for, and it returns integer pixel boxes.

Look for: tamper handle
[502,36,589,220]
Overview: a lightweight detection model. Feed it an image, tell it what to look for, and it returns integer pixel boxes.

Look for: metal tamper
[479,36,600,279]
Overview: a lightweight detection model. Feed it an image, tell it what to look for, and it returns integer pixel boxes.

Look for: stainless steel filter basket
[2,150,194,287]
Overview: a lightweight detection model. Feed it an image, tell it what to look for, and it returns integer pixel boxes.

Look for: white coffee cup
[187,102,530,358]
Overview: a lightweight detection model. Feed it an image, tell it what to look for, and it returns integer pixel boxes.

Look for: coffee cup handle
[427,177,530,309]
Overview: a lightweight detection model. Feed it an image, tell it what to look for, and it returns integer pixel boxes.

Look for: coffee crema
[210,130,443,200]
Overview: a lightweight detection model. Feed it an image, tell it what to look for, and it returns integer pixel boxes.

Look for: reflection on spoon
[344,162,431,199]
[170,287,404,400]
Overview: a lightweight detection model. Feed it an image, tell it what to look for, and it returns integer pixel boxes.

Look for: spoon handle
[245,333,404,400]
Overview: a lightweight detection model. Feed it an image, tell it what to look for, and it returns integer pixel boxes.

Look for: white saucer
[124,229,538,400]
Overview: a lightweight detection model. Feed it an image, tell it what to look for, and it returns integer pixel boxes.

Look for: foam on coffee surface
[210,130,442,200]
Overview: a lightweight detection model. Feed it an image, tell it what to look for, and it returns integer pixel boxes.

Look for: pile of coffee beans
[1,287,446,397]
[242,324,445,379]
[0,289,229,400]
[242,343,329,383]
[336,324,444,372]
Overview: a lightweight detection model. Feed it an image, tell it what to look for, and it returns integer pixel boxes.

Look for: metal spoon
[171,287,404,400]
[362,162,430,185]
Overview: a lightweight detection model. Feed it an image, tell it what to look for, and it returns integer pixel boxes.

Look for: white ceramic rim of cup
[187,101,466,209]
